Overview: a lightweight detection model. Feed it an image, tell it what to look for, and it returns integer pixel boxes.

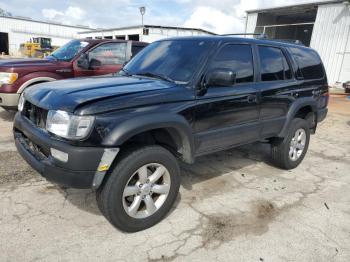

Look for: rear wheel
[271,118,310,170]
[96,145,180,232]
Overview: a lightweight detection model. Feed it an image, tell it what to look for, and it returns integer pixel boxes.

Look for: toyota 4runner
[13,36,329,232]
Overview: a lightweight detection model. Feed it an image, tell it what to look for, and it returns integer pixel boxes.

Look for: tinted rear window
[258,46,285,81]
[289,47,324,79]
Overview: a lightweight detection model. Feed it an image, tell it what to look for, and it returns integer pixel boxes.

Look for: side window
[258,46,285,81]
[89,43,127,66]
[289,47,324,79]
[131,45,144,58]
[210,44,254,84]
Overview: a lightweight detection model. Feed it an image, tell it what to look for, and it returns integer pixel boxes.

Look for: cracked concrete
[1,95,350,262]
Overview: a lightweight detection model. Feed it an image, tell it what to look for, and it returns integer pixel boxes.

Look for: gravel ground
[0,96,349,262]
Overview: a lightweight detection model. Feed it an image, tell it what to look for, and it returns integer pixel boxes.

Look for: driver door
[73,42,127,77]
[194,43,261,154]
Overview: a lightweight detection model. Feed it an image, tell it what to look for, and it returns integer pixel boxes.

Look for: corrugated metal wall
[311,3,350,84]
[0,16,89,56]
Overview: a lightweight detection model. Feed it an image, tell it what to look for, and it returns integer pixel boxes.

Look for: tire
[96,145,180,232]
[271,118,310,170]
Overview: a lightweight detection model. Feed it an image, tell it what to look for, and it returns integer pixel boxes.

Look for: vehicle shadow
[60,142,273,217]
[0,109,16,122]
[181,142,274,191]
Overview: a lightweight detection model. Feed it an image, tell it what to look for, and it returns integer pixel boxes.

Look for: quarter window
[289,47,324,79]
[89,43,127,66]
[210,44,254,84]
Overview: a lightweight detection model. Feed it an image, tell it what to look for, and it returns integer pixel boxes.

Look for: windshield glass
[123,40,213,83]
[48,40,89,61]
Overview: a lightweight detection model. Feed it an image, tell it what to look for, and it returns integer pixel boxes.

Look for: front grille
[14,131,49,160]
[23,101,48,129]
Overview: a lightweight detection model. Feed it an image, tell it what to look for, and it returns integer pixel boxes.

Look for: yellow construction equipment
[20,37,58,58]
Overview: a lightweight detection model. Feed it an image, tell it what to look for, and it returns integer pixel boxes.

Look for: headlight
[0,72,18,85]
[46,110,94,140]
[18,93,25,112]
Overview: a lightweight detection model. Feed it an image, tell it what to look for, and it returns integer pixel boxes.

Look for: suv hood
[24,76,176,113]
[0,58,57,68]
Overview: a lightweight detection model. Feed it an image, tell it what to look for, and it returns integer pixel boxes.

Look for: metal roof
[246,0,344,13]
[78,24,215,35]
[0,14,91,29]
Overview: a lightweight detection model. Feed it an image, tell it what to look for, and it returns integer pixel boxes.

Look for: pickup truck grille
[23,101,48,129]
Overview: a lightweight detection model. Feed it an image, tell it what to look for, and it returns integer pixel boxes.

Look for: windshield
[48,40,89,61]
[123,40,213,83]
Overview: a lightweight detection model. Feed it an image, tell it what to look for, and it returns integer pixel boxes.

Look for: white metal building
[245,0,350,85]
[78,25,214,43]
[0,15,91,56]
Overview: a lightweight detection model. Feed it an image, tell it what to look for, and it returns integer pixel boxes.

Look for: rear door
[258,45,299,138]
[194,43,260,154]
[73,42,127,77]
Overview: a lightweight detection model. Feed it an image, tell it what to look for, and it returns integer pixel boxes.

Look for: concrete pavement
[0,97,349,262]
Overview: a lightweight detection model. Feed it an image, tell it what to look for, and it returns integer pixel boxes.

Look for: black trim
[277,97,317,137]
[317,108,328,123]
[14,135,95,188]
[195,121,260,154]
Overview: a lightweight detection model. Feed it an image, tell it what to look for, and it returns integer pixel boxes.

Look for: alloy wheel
[122,163,171,219]
[289,128,306,161]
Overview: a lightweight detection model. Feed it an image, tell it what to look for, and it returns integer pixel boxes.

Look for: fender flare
[278,97,317,137]
[17,77,57,94]
[102,113,195,163]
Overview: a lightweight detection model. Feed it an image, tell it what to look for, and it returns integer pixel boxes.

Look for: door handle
[247,95,257,103]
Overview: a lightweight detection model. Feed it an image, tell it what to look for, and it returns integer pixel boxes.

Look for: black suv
[13,36,329,232]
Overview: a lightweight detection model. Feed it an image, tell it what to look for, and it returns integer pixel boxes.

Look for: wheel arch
[17,76,57,94]
[102,113,195,164]
[278,98,318,137]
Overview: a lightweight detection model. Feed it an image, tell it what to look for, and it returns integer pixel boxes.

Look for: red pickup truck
[0,39,147,110]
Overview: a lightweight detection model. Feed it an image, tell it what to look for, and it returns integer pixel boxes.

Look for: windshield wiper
[135,71,175,83]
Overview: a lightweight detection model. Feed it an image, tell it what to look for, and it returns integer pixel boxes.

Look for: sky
[0,0,324,34]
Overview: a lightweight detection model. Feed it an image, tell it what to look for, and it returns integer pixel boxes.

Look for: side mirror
[207,69,236,87]
[77,53,89,70]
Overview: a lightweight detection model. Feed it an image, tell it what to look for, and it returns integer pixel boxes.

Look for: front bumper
[0,93,20,108]
[13,112,106,188]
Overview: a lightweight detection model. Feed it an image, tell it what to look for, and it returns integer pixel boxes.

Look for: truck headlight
[0,72,18,85]
[46,110,94,140]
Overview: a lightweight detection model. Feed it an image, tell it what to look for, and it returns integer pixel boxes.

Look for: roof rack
[271,39,305,46]
[219,33,267,39]
[219,33,305,46]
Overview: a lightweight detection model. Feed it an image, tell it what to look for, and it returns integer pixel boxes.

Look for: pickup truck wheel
[96,145,180,232]
[271,118,310,170]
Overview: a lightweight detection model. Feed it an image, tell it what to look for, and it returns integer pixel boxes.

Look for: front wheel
[96,145,180,232]
[271,118,310,170]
